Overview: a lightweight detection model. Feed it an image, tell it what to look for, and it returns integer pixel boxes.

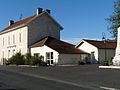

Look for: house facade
[0,8,63,64]
[76,39,116,64]
[31,36,89,65]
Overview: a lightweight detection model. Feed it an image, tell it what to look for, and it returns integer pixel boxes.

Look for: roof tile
[31,36,88,54]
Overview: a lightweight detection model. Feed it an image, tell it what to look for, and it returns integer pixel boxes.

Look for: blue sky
[0,0,115,44]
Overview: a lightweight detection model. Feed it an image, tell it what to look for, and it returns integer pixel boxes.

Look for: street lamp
[102,32,107,65]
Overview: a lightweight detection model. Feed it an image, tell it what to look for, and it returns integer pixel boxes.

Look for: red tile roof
[83,39,117,49]
[1,11,63,32]
[3,15,35,31]
[31,36,88,54]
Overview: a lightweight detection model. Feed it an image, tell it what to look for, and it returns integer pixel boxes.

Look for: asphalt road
[0,65,102,90]
[0,65,119,90]
[0,69,92,90]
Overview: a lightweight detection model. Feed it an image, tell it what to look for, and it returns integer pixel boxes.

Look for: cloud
[61,37,105,45]
[61,37,81,45]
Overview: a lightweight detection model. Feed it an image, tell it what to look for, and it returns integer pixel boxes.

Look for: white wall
[58,54,88,65]
[31,45,89,65]
[28,13,61,46]
[31,45,59,64]
[0,26,28,64]
[77,40,98,63]
[98,49,115,63]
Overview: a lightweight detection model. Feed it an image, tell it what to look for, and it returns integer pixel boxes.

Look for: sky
[0,0,115,44]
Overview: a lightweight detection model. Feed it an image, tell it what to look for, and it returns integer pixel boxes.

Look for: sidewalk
[99,65,120,69]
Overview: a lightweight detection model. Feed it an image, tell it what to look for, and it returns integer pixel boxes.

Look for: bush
[78,61,85,65]
[24,53,32,65]
[103,61,109,66]
[31,56,47,66]
[6,52,25,65]
[6,52,47,66]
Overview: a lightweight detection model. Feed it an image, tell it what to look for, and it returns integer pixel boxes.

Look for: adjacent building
[76,39,116,64]
[31,36,88,65]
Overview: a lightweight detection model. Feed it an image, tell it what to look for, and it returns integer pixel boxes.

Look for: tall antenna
[19,14,23,20]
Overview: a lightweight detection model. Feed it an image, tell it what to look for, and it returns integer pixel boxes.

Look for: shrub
[78,61,85,65]
[31,56,47,66]
[6,52,25,65]
[24,53,32,65]
[6,52,47,66]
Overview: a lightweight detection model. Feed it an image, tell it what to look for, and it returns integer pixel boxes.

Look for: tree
[107,0,120,39]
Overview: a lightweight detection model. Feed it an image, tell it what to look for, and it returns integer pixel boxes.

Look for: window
[46,53,50,59]
[19,49,21,53]
[13,35,15,44]
[2,51,4,59]
[3,37,4,46]
[34,53,39,57]
[13,49,15,55]
[46,52,54,65]
[19,33,21,43]
[8,50,10,58]
[8,36,10,45]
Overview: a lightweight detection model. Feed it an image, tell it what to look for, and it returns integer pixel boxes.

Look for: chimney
[37,8,43,15]
[9,20,14,26]
[46,9,51,14]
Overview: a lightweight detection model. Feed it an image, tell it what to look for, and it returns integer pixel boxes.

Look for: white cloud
[61,37,81,45]
[61,37,105,45]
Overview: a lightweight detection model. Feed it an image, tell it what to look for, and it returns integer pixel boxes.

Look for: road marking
[100,86,119,90]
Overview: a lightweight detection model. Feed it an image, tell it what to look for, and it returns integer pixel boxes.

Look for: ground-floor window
[46,52,53,65]
[34,53,40,57]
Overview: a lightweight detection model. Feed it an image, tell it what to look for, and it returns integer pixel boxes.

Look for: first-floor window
[13,35,15,44]
[19,33,21,43]
[8,50,10,58]
[13,49,15,55]
[46,52,53,59]
[8,36,10,45]
[46,52,53,65]
[3,37,4,46]
[34,53,39,57]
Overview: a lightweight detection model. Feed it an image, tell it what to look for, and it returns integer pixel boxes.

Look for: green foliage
[106,0,120,39]
[31,56,47,66]
[24,53,32,65]
[6,53,47,66]
[6,52,25,65]
[78,61,85,65]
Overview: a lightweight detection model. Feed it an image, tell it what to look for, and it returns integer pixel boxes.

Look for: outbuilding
[76,39,116,64]
[31,36,89,65]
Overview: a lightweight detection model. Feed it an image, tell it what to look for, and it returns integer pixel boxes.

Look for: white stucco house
[0,8,63,64]
[0,8,89,65]
[31,36,89,65]
[76,39,116,64]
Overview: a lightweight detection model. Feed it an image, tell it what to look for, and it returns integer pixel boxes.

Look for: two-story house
[0,8,63,64]
[0,8,89,65]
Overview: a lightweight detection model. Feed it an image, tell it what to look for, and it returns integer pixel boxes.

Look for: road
[0,65,119,90]
[0,65,102,90]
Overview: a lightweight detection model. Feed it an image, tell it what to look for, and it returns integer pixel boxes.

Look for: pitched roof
[31,36,88,54]
[77,39,117,49]
[3,15,35,31]
[1,11,63,33]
